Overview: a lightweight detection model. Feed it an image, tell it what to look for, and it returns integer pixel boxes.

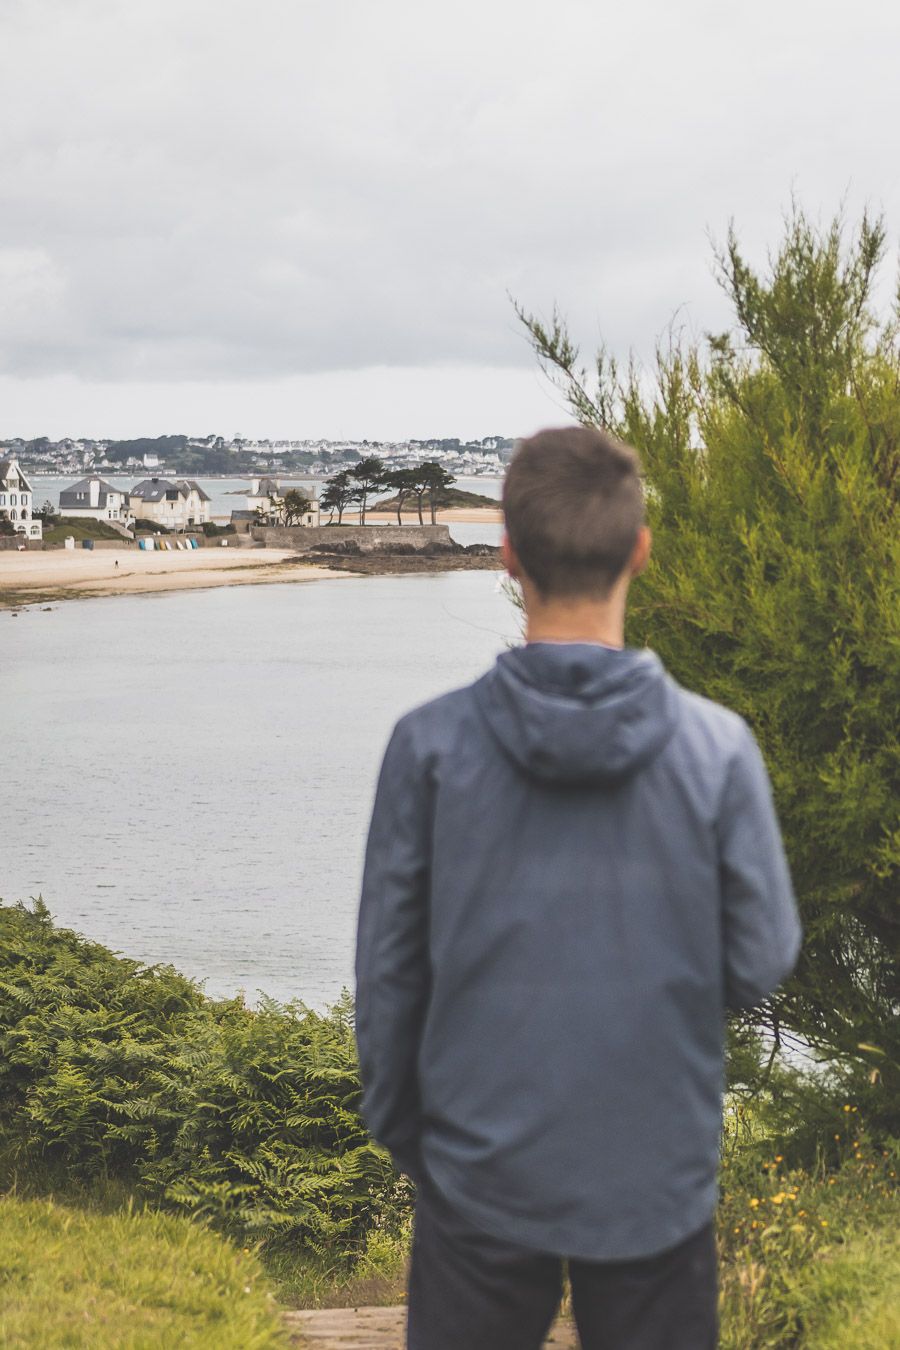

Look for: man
[355,426,801,1349]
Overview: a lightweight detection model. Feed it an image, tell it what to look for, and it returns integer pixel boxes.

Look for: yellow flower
[771,1193,786,1205]
[843,1104,852,1112]
[749,1198,760,1208]
[774,1155,783,1163]
[820,1219,829,1227]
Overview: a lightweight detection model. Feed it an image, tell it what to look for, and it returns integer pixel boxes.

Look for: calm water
[2,573,519,1005]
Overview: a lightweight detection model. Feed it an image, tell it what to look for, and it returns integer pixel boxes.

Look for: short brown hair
[503,426,644,598]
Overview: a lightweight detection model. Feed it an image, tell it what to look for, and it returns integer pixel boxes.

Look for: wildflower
[751,1221,759,1229]
[774,1155,783,1163]
[749,1198,760,1209]
[798,1210,806,1217]
[820,1219,828,1227]
[843,1104,852,1112]
[834,1134,841,1140]
[733,1226,740,1234]
[771,1193,786,1205]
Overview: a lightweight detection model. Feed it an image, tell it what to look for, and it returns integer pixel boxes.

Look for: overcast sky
[2,0,899,440]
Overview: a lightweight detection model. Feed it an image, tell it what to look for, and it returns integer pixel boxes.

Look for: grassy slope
[0,1195,287,1348]
[42,516,129,542]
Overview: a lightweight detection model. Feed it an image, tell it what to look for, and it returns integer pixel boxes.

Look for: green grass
[798,1228,900,1348]
[42,517,130,543]
[0,1195,287,1348]
[265,1220,410,1310]
[717,1126,899,1347]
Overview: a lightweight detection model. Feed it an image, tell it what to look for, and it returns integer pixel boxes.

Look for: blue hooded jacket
[355,643,801,1260]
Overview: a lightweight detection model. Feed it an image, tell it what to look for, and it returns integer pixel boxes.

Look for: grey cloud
[2,0,900,385]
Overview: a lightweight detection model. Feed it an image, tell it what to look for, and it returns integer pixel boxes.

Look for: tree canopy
[349,457,386,525]
[518,206,899,1121]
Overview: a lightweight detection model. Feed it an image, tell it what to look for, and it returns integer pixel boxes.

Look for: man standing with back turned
[356,426,801,1349]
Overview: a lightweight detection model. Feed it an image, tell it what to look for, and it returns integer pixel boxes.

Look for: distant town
[0,433,514,479]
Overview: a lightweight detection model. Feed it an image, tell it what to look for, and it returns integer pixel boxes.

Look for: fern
[0,899,406,1257]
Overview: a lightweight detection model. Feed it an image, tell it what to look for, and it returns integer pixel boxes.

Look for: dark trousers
[407,1178,718,1350]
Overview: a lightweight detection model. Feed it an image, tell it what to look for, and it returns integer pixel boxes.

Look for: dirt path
[283,1305,578,1347]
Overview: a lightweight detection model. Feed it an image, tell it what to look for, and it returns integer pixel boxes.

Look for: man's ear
[502,533,521,580]
[629,525,652,577]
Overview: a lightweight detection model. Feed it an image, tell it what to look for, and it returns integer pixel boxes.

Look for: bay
[2,572,519,1006]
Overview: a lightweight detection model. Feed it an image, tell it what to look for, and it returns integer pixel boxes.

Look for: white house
[129,478,211,531]
[0,458,42,540]
[59,476,133,527]
[244,478,320,526]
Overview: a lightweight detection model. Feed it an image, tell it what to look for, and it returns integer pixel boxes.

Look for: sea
[2,570,519,1007]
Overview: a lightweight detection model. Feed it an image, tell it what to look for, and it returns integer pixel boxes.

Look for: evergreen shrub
[0,900,406,1255]
[518,207,899,1121]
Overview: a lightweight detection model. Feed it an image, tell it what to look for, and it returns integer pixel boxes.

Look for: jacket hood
[474,643,680,786]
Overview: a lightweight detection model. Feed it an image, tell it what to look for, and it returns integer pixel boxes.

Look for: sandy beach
[0,547,348,608]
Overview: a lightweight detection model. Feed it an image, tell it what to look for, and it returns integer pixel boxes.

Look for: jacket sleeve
[355,716,431,1177]
[718,722,802,1011]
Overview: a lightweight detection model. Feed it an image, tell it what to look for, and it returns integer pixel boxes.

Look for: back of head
[503,426,644,598]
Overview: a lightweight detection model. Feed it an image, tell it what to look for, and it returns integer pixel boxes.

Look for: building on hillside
[59,476,133,527]
[240,478,320,527]
[129,478,211,531]
[0,458,42,539]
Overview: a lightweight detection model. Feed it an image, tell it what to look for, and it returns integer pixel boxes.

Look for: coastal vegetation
[518,205,899,1123]
[1,898,897,1345]
[320,458,458,524]
[0,1196,286,1348]
[40,515,129,544]
[375,484,499,516]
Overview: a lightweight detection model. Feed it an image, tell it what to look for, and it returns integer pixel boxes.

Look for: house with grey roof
[129,478,211,531]
[0,458,42,540]
[236,477,320,527]
[59,476,133,527]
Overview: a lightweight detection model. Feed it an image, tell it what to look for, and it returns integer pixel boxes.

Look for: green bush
[0,1194,286,1348]
[0,899,406,1257]
[518,205,900,1119]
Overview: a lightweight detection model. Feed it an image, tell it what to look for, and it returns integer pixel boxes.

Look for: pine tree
[518,207,899,1115]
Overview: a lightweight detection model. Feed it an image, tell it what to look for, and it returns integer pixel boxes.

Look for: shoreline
[0,542,504,610]
[0,548,354,610]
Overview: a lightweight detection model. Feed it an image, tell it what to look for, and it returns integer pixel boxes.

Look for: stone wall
[251,524,457,554]
[0,536,44,551]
